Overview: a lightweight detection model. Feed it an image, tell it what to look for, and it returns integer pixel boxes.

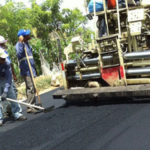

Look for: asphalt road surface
[1,89,150,150]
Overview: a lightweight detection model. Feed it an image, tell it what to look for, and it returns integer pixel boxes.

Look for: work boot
[0,120,3,126]
[16,115,27,121]
[4,111,13,119]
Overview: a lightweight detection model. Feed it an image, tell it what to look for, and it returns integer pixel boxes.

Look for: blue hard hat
[17,29,31,37]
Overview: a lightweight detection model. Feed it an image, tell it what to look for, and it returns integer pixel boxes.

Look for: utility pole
[56,21,62,63]
[57,38,62,63]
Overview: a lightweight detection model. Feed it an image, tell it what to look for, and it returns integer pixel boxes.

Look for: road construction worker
[15,29,40,113]
[0,35,22,117]
[0,36,18,91]
[0,48,27,126]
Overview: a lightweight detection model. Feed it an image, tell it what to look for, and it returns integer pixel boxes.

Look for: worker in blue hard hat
[15,29,39,114]
[0,48,27,126]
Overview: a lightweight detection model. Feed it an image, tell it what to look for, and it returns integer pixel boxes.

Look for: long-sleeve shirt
[0,60,12,93]
[15,42,36,77]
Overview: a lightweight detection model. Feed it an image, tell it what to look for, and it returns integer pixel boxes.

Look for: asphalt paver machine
[53,0,150,101]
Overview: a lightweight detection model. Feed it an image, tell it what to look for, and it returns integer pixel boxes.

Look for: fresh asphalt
[1,89,150,150]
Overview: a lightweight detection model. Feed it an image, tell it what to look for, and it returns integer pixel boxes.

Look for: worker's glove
[1,92,7,101]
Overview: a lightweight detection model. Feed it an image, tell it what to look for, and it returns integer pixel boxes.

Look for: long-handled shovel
[24,44,42,105]
[0,97,54,113]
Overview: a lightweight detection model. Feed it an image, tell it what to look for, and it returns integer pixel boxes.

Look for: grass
[17,75,52,99]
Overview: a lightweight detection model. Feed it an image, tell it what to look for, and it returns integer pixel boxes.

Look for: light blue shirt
[0,60,12,93]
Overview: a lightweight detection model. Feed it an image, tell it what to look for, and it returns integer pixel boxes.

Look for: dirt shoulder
[17,75,62,100]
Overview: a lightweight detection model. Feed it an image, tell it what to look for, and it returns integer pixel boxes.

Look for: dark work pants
[23,76,36,105]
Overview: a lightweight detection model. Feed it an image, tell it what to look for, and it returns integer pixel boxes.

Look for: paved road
[1,90,150,150]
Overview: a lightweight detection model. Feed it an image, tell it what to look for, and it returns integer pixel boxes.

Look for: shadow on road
[62,97,150,107]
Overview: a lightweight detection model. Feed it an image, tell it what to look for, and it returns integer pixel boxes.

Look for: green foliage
[6,43,22,82]
[61,8,87,38]
[0,2,32,44]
